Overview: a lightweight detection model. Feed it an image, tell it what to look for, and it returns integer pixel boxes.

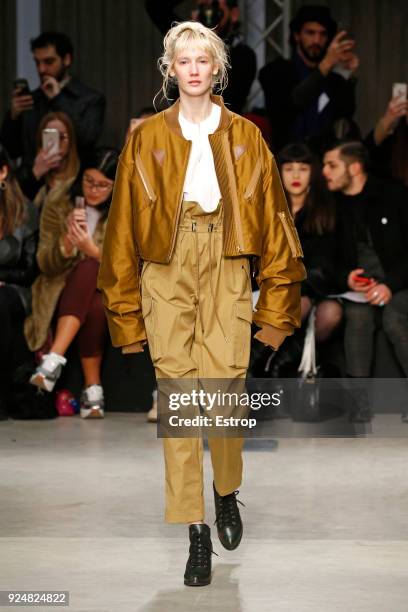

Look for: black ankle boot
[184,523,215,587]
[213,482,244,550]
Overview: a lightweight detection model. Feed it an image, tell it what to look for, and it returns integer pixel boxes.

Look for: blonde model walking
[98,20,305,586]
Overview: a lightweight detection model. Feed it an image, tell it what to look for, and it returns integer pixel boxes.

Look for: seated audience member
[145,0,256,114]
[323,142,408,417]
[365,94,408,186]
[30,111,79,203]
[279,143,342,339]
[25,148,119,419]
[259,5,358,152]
[0,31,105,199]
[0,144,38,420]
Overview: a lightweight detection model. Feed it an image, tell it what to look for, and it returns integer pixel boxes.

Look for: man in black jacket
[145,0,256,114]
[1,32,105,198]
[323,141,408,388]
[259,5,358,152]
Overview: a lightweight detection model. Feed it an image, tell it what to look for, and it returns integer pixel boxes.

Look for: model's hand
[10,88,34,119]
[347,268,377,292]
[41,76,61,99]
[319,31,355,75]
[32,148,62,179]
[365,283,392,306]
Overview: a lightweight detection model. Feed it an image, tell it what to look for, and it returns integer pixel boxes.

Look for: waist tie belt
[180,218,228,342]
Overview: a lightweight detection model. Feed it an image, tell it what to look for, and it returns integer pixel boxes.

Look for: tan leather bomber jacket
[97,95,306,351]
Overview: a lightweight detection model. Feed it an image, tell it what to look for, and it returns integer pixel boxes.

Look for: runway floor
[1,413,408,612]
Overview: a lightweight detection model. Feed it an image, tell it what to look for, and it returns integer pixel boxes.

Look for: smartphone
[13,78,30,96]
[392,82,407,101]
[42,128,59,156]
[354,273,375,285]
[74,196,85,209]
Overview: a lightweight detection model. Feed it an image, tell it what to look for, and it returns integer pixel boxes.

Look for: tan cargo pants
[141,200,253,523]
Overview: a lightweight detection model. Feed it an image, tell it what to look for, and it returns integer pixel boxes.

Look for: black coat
[144,0,256,114]
[0,201,39,313]
[334,175,408,294]
[259,55,356,152]
[295,208,338,298]
[1,77,105,198]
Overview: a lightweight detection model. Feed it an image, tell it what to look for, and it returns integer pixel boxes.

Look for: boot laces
[214,490,245,528]
[189,532,219,568]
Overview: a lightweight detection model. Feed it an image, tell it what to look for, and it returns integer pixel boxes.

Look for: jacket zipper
[135,153,156,202]
[277,211,304,258]
[244,158,262,199]
[166,141,192,263]
[222,132,245,253]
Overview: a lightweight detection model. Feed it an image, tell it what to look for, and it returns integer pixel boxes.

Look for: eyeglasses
[82,174,113,192]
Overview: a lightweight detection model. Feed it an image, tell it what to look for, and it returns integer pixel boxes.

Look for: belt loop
[208,222,213,232]
[191,221,197,232]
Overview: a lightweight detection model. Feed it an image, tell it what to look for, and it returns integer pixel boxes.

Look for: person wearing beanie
[259,5,359,152]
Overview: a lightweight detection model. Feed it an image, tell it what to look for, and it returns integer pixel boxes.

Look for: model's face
[281,162,311,197]
[44,118,70,160]
[33,45,71,82]
[82,168,114,207]
[171,45,217,98]
[323,149,352,192]
[295,22,329,62]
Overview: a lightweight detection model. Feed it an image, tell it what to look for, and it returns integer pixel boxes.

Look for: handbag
[291,306,321,422]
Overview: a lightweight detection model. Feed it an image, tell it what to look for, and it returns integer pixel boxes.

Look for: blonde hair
[157,21,230,104]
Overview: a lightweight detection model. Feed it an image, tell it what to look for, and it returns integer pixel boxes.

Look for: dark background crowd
[0,1,407,424]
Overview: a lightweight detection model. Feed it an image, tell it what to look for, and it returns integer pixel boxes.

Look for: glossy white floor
[1,413,408,612]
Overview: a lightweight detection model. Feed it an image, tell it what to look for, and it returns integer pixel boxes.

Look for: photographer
[0,32,105,199]
[259,5,358,152]
[145,0,256,113]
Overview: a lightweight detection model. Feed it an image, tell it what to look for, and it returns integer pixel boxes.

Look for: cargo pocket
[141,295,161,362]
[277,211,304,258]
[227,300,253,368]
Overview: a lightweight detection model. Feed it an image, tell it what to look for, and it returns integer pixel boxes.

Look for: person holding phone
[364,85,408,186]
[30,111,80,207]
[259,5,359,152]
[323,141,408,418]
[25,148,118,419]
[98,20,305,586]
[0,32,105,199]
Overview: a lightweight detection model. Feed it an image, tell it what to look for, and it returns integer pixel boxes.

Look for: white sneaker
[80,384,105,419]
[29,352,67,392]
